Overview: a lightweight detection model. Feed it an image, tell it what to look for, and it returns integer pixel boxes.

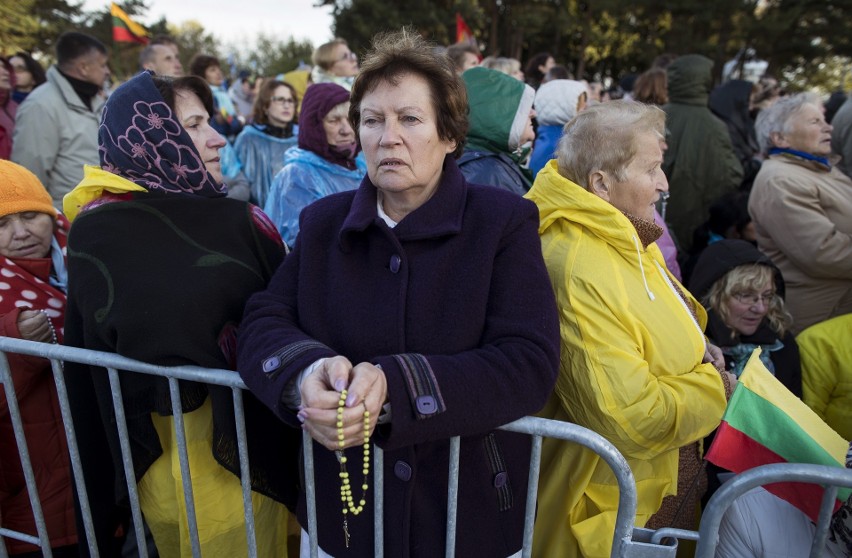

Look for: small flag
[456,13,475,45]
[706,348,850,522]
[111,3,149,45]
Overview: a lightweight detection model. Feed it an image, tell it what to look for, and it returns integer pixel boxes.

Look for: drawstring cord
[632,235,656,301]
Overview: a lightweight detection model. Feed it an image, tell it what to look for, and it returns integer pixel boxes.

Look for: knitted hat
[0,160,56,219]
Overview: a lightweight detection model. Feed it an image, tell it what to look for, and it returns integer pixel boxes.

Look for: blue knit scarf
[768,147,831,170]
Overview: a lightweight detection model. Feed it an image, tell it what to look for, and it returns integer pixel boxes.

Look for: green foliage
[7,0,852,93]
[224,34,314,78]
[0,0,42,54]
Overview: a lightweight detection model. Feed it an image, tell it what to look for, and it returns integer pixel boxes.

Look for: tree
[0,0,41,54]
[223,34,314,78]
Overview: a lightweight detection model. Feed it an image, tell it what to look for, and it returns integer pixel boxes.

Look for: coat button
[415,395,437,415]
[262,356,280,374]
[493,472,508,488]
[389,254,401,273]
[394,460,412,482]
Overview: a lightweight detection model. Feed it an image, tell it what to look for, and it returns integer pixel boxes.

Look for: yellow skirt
[138,398,290,558]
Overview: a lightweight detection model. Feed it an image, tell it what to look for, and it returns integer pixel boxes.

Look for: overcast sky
[83,0,335,48]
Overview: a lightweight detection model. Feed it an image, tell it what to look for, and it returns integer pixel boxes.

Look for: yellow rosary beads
[336,389,371,547]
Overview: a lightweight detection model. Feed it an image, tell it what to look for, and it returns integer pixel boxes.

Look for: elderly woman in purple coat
[237,30,560,558]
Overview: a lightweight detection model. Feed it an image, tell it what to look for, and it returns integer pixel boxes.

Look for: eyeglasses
[732,291,775,306]
[270,96,296,106]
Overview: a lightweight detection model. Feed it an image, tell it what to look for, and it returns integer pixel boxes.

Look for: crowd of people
[0,24,850,558]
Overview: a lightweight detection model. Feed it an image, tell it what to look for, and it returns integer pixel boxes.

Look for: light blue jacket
[233,125,299,206]
[263,147,366,247]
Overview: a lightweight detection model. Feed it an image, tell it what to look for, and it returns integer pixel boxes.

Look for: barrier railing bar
[6,338,851,558]
[0,351,54,557]
[811,485,838,558]
[167,377,201,557]
[521,434,544,558]
[106,367,149,558]
[232,387,259,558]
[302,431,319,558]
[501,416,637,557]
[0,528,38,547]
[50,356,100,558]
[695,463,852,558]
[373,444,384,558]
[650,527,699,545]
[445,436,461,558]
[0,337,245,389]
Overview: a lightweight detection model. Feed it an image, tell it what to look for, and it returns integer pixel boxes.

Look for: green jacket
[662,55,743,252]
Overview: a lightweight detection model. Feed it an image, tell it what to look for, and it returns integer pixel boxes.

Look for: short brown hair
[252,79,299,126]
[349,29,468,158]
[188,54,220,79]
[632,68,668,106]
[152,75,214,116]
[312,39,349,71]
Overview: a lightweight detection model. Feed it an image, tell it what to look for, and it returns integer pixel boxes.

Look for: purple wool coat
[237,156,559,557]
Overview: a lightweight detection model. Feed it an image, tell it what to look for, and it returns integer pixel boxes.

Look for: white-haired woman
[526,101,733,558]
[749,92,852,333]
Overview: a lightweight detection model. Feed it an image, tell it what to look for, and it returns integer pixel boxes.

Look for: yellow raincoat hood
[63,165,148,222]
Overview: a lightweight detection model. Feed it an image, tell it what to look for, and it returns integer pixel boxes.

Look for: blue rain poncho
[263,147,366,247]
[233,124,299,206]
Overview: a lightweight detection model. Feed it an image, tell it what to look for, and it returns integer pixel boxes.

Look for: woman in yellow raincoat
[526,101,733,557]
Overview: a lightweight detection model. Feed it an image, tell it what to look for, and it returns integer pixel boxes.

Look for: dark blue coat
[237,156,559,557]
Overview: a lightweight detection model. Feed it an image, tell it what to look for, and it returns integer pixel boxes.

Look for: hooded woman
[688,238,802,503]
[263,82,366,247]
[457,66,537,195]
[0,160,77,556]
[528,79,588,177]
[527,101,731,557]
[709,79,763,190]
[62,71,296,557]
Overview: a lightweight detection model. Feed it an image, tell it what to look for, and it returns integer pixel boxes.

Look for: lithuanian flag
[706,348,850,522]
[111,3,149,45]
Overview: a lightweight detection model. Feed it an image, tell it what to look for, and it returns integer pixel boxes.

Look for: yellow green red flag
[111,3,149,45]
[706,348,850,522]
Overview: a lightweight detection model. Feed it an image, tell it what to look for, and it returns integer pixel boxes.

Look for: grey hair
[481,56,521,77]
[755,92,821,155]
[556,100,665,188]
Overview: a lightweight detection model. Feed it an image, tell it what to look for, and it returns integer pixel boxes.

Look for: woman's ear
[588,170,610,202]
[770,131,789,149]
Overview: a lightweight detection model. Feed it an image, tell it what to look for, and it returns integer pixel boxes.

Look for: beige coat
[749,153,852,333]
[11,66,104,206]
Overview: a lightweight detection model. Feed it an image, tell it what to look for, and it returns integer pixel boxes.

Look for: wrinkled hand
[298,356,387,451]
[703,343,725,371]
[17,310,52,343]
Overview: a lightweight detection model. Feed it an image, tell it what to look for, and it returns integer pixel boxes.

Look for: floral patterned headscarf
[98,71,226,198]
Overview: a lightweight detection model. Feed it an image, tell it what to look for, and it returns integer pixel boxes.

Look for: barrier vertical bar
[232,387,258,558]
[0,352,53,557]
[373,445,384,558]
[50,357,100,557]
[521,435,543,558]
[105,368,149,558]
[810,485,838,558]
[302,432,319,558]
[167,377,201,557]
[444,436,461,558]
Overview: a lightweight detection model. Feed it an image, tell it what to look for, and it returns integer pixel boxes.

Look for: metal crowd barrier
[1,336,850,558]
